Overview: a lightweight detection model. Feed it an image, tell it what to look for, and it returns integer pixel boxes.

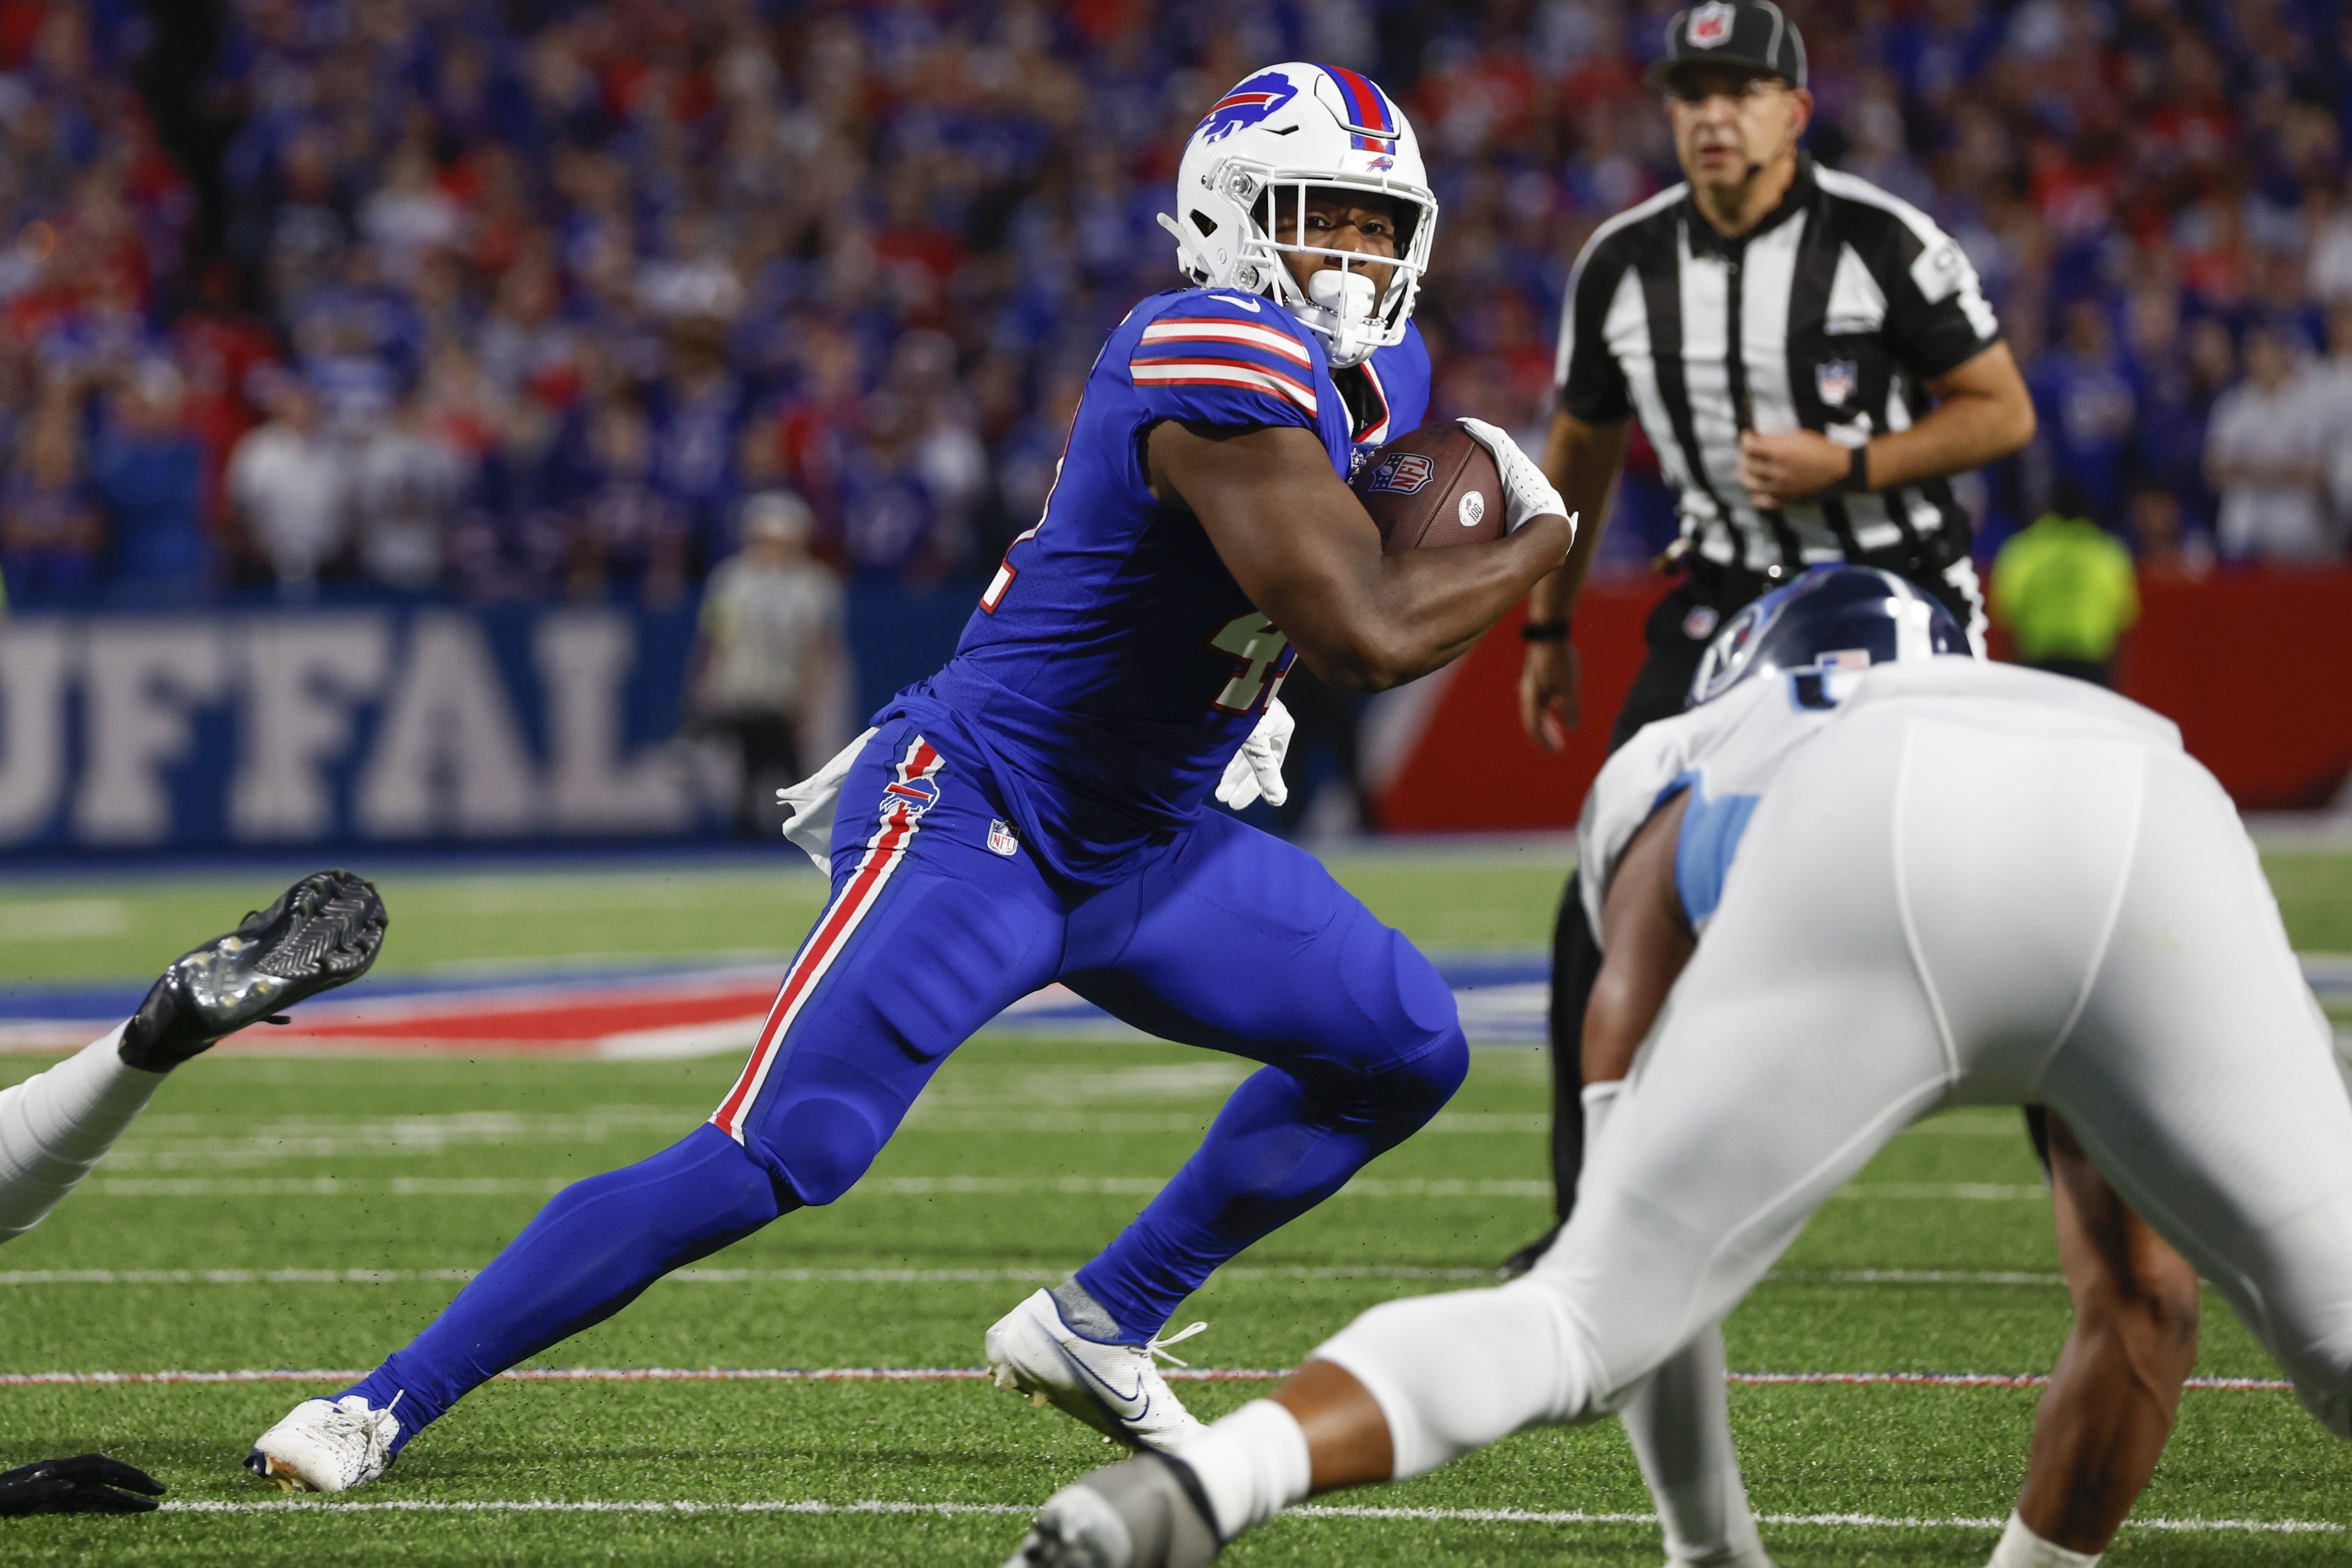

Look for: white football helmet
[1160,63,1439,369]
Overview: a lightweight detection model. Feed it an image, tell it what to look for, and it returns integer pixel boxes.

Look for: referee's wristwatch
[1840,442,1872,493]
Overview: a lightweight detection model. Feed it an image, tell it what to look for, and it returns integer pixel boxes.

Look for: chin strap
[1307,269,1379,366]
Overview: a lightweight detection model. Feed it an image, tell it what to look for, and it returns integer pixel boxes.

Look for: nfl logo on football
[1366,452,1435,495]
[1687,1,1736,47]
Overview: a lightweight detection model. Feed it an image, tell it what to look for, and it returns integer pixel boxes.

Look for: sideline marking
[140,1498,2344,1534]
[0,1366,2297,1392]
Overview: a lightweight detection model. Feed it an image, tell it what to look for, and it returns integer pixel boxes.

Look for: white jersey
[1577,656,2181,943]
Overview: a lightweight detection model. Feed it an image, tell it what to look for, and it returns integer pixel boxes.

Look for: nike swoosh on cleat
[1050,1341,1151,1424]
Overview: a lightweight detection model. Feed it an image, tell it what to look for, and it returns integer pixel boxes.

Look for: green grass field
[1,847,2349,1565]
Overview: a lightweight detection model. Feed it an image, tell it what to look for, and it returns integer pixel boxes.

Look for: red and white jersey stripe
[1129,358,1319,416]
[1137,318,1314,365]
[709,737,946,1142]
[1129,302,1325,423]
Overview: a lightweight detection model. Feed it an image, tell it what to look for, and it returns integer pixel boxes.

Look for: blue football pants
[347,719,1464,1447]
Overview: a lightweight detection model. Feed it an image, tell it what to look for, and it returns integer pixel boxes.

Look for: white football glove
[1457,417,1574,539]
[1216,696,1294,810]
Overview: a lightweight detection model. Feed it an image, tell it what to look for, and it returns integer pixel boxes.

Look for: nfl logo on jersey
[1816,359,1858,407]
[1364,452,1436,494]
[987,819,1021,857]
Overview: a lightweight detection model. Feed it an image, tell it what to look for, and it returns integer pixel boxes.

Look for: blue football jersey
[900,287,1430,882]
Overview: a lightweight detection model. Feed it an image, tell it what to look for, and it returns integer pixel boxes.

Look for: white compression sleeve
[1986,1512,2100,1568]
[0,1025,162,1244]
[1590,1081,1773,1568]
[1180,1398,1313,1539]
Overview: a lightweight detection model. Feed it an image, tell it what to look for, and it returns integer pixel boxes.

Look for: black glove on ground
[0,1454,166,1515]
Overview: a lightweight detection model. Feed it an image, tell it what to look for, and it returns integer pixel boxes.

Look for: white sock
[0,1025,161,1243]
[1589,1078,1772,1568]
[1987,1512,2101,1568]
[1619,1325,1771,1566]
[1179,1398,1313,1540]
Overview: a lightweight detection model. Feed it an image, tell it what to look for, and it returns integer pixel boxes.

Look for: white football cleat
[986,1289,1210,1452]
[244,1393,401,1493]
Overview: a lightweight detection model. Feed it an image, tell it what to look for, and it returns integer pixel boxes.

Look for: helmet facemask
[1224,170,1432,368]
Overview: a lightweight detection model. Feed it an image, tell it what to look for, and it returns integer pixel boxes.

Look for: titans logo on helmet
[1197,70,1297,143]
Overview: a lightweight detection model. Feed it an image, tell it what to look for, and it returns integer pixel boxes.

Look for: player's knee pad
[1372,1025,1469,1122]
[739,1093,890,1208]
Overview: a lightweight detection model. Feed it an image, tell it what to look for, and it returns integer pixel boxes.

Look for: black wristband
[1840,443,1871,493]
[1521,618,1572,642]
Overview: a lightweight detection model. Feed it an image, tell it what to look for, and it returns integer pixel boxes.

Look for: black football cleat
[118,870,388,1072]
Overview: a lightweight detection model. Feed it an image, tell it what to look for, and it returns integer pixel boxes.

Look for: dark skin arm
[1582,791,1695,1083]
[1519,411,1630,748]
[1146,421,1574,693]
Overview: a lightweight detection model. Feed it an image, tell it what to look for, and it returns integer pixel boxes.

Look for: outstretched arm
[1147,421,1573,692]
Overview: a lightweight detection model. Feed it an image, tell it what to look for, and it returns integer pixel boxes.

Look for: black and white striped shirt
[1554,156,2000,574]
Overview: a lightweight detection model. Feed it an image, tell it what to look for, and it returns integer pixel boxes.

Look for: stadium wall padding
[0,605,706,851]
[1373,570,2352,830]
[1,573,2345,853]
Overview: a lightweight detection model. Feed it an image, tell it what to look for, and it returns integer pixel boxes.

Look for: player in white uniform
[1005,568,2352,1568]
[0,871,383,1515]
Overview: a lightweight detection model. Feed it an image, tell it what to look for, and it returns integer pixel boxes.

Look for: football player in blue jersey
[246,63,1578,1493]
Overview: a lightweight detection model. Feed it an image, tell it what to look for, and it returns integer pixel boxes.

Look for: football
[1351,422,1508,556]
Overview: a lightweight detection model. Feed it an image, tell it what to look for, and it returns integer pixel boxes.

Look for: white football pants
[1318,699,2352,1475]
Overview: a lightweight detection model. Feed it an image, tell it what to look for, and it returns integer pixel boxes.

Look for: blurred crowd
[3,0,2352,614]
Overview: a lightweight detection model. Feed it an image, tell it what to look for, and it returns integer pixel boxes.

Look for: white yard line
[0,1264,2068,1288]
[75,1173,2048,1200]
[0,1366,2296,1392]
[140,1497,2343,1534]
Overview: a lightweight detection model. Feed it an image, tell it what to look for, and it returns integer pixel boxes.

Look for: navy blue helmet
[1687,565,1966,710]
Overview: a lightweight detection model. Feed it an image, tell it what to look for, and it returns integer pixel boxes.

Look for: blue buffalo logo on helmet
[1198,70,1298,144]
[881,774,942,823]
[1363,451,1435,495]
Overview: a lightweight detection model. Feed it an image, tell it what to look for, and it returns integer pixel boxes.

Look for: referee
[1499,12,2037,1562]
[1512,0,2035,1266]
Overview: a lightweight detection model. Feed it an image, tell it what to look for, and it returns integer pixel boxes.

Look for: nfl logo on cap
[1687,1,1737,47]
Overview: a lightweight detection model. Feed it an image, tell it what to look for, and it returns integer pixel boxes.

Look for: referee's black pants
[1537,558,1982,1229]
